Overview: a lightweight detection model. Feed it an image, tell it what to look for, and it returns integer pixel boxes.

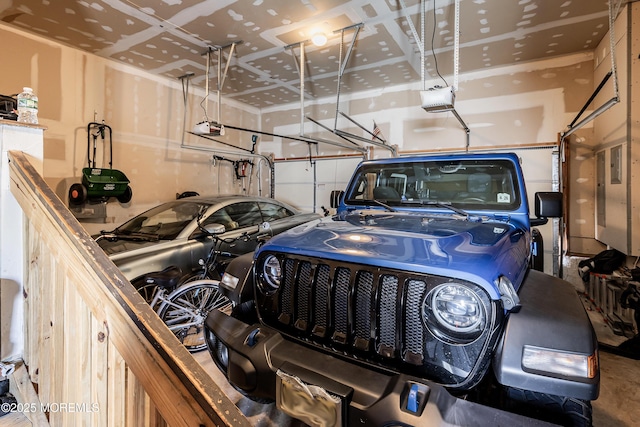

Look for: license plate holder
[276,365,350,427]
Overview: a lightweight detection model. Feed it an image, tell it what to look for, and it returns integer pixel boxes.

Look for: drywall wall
[0,15,607,257]
[0,23,268,235]
[592,3,640,257]
[261,52,595,157]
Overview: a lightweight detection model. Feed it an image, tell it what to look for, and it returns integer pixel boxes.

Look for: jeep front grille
[256,253,497,381]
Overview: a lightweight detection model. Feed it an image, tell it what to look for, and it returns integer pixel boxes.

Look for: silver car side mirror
[204,223,226,235]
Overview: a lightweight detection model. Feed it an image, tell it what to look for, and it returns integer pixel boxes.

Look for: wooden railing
[8,150,252,427]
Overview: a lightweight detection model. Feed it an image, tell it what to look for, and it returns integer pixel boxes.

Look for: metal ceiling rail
[178,51,279,197]
[560,0,622,140]
[205,41,242,125]
[220,122,365,151]
[181,29,389,159]
[284,25,396,157]
[181,43,324,150]
[327,24,397,156]
[332,23,364,131]
[185,131,256,153]
[285,40,370,154]
[304,115,364,148]
[178,71,194,146]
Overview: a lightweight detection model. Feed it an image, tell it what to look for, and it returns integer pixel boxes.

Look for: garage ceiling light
[311,32,328,47]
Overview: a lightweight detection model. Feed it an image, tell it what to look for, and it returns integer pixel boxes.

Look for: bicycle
[133,217,270,352]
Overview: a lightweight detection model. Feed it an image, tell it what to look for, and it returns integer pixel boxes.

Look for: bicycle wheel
[179,267,223,285]
[179,271,209,285]
[156,280,231,352]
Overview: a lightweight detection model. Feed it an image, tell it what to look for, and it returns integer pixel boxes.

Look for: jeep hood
[260,211,529,297]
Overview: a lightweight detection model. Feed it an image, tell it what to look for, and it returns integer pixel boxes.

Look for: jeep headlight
[260,254,282,294]
[423,282,486,344]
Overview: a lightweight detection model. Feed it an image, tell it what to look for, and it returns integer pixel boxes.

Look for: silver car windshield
[115,201,209,240]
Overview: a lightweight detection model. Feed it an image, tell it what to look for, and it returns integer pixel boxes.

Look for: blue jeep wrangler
[204,153,599,426]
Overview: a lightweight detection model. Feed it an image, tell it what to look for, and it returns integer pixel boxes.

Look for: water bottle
[17,87,38,124]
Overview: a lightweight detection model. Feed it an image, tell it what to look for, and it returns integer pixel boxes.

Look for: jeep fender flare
[492,269,599,401]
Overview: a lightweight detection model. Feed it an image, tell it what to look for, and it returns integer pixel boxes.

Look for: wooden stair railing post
[8,150,251,427]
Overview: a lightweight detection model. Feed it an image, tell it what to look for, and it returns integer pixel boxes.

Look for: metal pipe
[333,24,363,131]
[451,109,470,151]
[300,134,369,153]
[300,42,305,136]
[179,143,274,197]
[178,72,194,146]
[204,48,211,117]
[216,47,221,124]
[333,129,396,156]
[398,0,424,57]
[334,30,344,131]
[305,116,362,147]
[221,123,316,145]
[561,97,619,139]
[454,0,460,90]
[185,132,254,152]
[337,24,362,78]
[339,111,385,143]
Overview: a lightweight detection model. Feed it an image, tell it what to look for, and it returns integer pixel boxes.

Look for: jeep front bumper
[204,310,554,427]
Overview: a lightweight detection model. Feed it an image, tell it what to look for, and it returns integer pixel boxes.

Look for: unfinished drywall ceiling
[1,1,611,109]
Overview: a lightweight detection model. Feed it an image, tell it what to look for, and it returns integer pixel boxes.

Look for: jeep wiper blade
[404,200,471,217]
[370,199,396,212]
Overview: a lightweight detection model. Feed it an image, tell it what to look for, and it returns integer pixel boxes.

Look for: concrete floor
[593,348,640,427]
[580,289,640,427]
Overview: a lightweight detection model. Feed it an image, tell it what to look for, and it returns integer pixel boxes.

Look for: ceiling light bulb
[311,32,327,47]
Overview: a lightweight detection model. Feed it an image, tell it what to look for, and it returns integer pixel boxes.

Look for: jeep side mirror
[330,190,344,209]
[531,192,563,226]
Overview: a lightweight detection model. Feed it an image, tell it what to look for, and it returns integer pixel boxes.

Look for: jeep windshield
[344,158,521,211]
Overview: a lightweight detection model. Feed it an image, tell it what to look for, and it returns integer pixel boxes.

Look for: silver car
[95,195,321,282]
